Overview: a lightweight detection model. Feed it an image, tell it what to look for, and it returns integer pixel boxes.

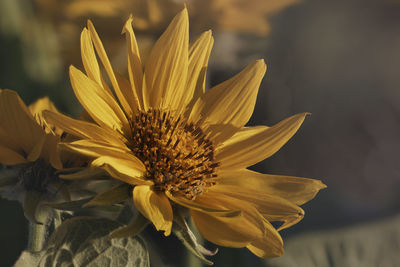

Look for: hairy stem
[27,207,51,252]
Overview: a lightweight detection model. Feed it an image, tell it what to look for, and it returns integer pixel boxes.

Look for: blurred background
[1,0,400,266]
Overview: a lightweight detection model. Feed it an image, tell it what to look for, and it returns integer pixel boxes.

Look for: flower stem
[27,207,51,252]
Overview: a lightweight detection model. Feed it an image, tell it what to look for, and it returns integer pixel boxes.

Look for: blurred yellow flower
[0,91,62,169]
[0,91,63,221]
[36,0,299,35]
[45,8,325,258]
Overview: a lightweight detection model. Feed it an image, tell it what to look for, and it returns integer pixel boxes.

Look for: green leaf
[15,217,150,267]
[173,211,217,266]
[43,198,93,211]
[83,183,131,207]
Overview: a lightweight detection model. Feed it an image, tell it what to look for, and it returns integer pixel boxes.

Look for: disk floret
[128,109,219,199]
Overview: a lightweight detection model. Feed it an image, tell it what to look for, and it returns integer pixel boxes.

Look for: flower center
[20,159,57,192]
[128,109,219,200]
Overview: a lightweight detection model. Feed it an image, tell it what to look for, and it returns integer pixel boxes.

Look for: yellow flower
[44,8,326,258]
[0,90,65,221]
[0,90,62,169]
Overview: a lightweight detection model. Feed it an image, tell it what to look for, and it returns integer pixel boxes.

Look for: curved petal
[122,15,144,110]
[216,113,308,169]
[133,185,173,236]
[210,184,305,231]
[87,20,133,117]
[91,155,150,186]
[247,221,284,258]
[191,209,261,248]
[219,169,326,206]
[0,90,44,156]
[189,60,266,128]
[143,8,188,112]
[69,66,130,134]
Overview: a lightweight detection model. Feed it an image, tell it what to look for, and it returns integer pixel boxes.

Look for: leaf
[83,183,131,207]
[44,198,123,213]
[109,213,149,239]
[43,198,93,211]
[173,211,217,266]
[14,217,150,267]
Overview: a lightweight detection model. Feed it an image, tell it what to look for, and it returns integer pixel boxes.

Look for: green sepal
[173,209,217,266]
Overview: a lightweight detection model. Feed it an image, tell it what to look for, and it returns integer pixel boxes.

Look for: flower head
[45,8,326,258]
[0,91,64,221]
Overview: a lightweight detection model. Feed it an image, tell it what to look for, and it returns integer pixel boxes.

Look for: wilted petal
[122,15,144,110]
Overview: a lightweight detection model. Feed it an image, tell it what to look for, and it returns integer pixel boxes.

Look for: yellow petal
[43,110,127,148]
[0,90,44,156]
[210,184,304,231]
[80,28,102,86]
[114,70,140,113]
[26,134,46,162]
[42,134,63,169]
[191,209,261,248]
[84,183,131,207]
[0,127,21,153]
[91,155,150,186]
[247,221,284,258]
[185,30,214,109]
[143,8,188,111]
[28,96,59,116]
[29,97,64,136]
[122,15,144,110]
[69,66,129,134]
[61,139,129,158]
[165,191,241,217]
[204,123,240,147]
[0,145,27,165]
[219,169,326,206]
[189,60,266,128]
[216,113,308,169]
[87,20,133,117]
[133,185,173,236]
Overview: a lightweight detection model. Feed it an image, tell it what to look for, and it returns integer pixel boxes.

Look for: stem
[27,207,51,252]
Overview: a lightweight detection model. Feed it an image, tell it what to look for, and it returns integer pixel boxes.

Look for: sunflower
[44,8,326,258]
[0,90,64,220]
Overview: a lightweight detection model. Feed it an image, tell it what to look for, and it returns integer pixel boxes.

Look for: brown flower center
[128,109,219,199]
[20,159,57,192]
